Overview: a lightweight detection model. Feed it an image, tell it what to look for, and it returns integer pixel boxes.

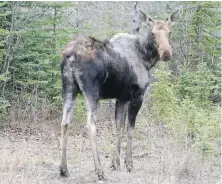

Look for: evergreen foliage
[0,2,220,153]
[149,63,220,153]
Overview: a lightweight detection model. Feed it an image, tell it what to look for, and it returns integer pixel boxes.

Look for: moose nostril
[161,51,171,61]
[163,51,170,57]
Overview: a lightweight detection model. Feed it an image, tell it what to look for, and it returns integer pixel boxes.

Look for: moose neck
[139,32,159,70]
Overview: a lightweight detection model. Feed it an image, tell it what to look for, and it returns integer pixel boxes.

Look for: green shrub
[0,98,10,126]
[149,66,178,124]
[178,98,220,152]
[176,62,220,107]
[149,63,221,153]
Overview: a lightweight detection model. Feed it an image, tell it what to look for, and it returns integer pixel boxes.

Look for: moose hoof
[111,157,120,171]
[96,169,105,181]
[125,159,133,172]
[127,166,133,172]
[59,166,70,177]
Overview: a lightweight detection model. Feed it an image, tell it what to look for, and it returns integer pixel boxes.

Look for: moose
[59,6,180,180]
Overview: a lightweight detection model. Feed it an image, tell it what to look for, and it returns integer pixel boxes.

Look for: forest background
[0,1,221,184]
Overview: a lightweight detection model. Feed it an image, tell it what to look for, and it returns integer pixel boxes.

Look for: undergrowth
[149,62,221,154]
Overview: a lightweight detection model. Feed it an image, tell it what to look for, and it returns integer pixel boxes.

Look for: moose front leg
[125,97,143,172]
[111,100,127,171]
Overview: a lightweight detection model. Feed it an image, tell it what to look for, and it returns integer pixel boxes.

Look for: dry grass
[0,103,220,184]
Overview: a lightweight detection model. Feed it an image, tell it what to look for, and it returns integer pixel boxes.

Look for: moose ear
[147,16,154,23]
[165,9,180,23]
[147,15,154,27]
[139,9,154,27]
[139,9,147,22]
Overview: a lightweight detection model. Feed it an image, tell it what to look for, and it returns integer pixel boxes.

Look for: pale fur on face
[148,20,172,61]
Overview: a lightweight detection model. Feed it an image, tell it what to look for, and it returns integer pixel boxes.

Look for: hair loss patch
[62,36,107,61]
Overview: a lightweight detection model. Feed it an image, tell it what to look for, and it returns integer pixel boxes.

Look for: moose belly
[99,72,142,101]
[99,82,130,100]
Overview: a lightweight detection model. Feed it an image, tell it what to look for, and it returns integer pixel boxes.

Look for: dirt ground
[0,113,220,184]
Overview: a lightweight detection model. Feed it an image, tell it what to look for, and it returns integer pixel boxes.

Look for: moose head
[139,9,180,61]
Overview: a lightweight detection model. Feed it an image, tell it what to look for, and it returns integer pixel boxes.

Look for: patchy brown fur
[62,36,106,61]
[59,8,180,179]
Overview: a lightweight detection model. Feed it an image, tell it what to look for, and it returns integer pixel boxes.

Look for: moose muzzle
[158,45,172,61]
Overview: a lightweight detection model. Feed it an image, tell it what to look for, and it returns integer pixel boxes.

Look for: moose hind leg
[59,92,75,177]
[85,97,104,180]
[59,73,78,177]
[111,100,127,171]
